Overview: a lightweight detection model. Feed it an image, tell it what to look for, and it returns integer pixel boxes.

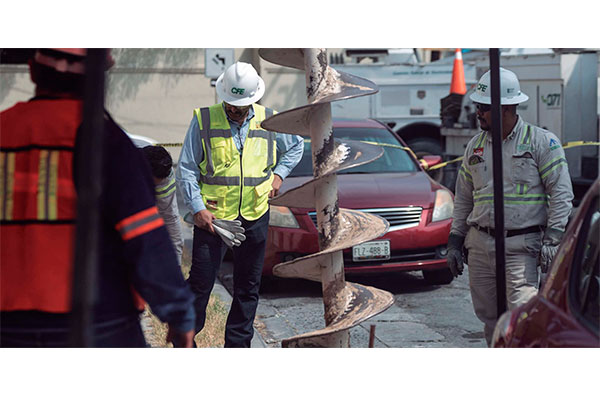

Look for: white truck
[331,49,599,202]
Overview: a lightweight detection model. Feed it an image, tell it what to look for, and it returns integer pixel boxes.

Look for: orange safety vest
[1,99,81,312]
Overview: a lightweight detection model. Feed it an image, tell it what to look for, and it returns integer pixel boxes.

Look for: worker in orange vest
[0,48,195,347]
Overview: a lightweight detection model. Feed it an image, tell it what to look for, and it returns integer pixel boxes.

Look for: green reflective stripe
[540,157,568,179]
[459,165,472,183]
[474,193,547,200]
[475,199,547,205]
[516,183,528,195]
[0,152,16,220]
[475,133,486,148]
[200,175,240,186]
[244,171,272,187]
[155,179,176,198]
[520,125,531,145]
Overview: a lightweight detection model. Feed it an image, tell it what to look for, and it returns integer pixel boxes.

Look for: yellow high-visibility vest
[194,103,277,220]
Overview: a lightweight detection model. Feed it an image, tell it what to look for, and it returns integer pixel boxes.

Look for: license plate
[352,240,391,262]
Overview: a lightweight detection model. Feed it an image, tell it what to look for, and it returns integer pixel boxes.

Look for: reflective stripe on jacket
[1,100,80,312]
[451,116,573,236]
[194,104,276,220]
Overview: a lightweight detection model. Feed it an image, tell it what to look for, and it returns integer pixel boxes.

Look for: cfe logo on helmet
[231,87,246,95]
[477,83,488,93]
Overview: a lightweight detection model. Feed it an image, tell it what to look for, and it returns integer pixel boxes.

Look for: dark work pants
[188,211,269,348]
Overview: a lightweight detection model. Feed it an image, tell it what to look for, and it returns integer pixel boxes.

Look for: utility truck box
[331,49,599,201]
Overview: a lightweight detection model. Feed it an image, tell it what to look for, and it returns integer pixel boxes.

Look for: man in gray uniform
[142,145,184,265]
[447,68,573,345]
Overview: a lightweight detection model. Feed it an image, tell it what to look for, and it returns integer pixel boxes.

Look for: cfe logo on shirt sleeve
[549,138,561,151]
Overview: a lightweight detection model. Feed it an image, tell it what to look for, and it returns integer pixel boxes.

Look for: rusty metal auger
[259,48,395,348]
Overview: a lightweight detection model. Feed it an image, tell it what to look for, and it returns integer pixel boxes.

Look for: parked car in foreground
[264,118,455,285]
[492,178,600,347]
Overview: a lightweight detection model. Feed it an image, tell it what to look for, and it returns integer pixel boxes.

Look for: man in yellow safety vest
[176,61,303,347]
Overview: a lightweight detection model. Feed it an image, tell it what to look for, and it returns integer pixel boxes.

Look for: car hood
[279,172,440,210]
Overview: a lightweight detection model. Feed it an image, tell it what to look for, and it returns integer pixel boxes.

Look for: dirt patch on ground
[141,245,228,348]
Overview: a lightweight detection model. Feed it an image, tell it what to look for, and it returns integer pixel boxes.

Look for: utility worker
[0,48,195,347]
[177,61,303,347]
[141,145,184,265]
[447,67,574,346]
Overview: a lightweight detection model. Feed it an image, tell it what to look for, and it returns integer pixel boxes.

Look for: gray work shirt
[155,170,184,265]
[451,116,574,237]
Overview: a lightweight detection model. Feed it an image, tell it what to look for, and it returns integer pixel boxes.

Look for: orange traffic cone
[450,48,467,95]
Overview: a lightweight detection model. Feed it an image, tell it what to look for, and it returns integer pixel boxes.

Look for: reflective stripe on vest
[1,145,77,224]
[194,104,277,220]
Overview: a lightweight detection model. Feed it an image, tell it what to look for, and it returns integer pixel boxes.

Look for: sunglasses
[225,103,251,113]
[475,103,491,113]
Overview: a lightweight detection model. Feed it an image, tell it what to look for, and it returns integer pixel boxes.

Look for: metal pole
[489,48,507,317]
[70,49,107,347]
[368,325,376,348]
[303,48,349,347]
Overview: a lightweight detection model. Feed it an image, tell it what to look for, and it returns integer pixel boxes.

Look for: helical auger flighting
[259,48,395,348]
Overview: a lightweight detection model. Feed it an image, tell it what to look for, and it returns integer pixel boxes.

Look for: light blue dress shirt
[176,103,304,214]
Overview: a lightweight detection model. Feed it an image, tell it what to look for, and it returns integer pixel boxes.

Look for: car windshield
[287,126,419,177]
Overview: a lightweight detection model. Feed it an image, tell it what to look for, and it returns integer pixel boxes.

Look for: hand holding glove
[540,227,563,273]
[212,219,246,248]
[183,214,246,248]
[447,233,466,277]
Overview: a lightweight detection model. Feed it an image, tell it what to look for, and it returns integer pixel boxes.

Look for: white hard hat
[215,62,265,106]
[469,67,529,105]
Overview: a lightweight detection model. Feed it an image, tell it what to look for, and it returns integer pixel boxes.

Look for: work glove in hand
[213,219,245,234]
[447,233,466,277]
[213,219,246,243]
[540,227,563,273]
[212,221,246,248]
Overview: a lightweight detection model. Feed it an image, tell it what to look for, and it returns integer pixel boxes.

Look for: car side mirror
[419,155,442,170]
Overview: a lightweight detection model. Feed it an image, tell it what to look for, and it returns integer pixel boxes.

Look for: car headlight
[269,205,300,228]
[431,189,454,222]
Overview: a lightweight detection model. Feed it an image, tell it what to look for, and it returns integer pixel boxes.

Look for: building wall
[0,48,311,161]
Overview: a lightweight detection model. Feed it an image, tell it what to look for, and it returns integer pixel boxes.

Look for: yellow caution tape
[154,143,184,147]
[153,139,599,171]
[427,156,464,171]
[426,141,600,171]
[562,141,600,150]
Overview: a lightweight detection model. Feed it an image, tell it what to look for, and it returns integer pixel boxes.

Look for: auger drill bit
[259,48,395,348]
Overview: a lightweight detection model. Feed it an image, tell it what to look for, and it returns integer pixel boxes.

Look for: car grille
[308,207,422,232]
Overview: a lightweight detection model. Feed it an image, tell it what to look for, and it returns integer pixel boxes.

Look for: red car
[492,178,600,347]
[265,119,455,285]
